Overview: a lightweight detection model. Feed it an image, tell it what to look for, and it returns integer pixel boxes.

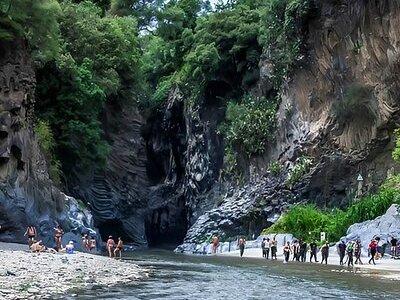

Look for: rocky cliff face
[36,0,400,249]
[177,0,400,250]
[0,40,96,247]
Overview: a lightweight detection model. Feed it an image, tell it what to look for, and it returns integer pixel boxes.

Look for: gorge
[1,0,400,253]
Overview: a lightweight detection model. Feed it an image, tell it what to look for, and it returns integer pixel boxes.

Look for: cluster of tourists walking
[260,235,398,265]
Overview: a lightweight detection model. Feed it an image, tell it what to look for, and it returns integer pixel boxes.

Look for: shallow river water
[74,250,400,299]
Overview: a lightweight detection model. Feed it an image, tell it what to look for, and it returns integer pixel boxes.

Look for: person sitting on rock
[66,241,74,254]
[114,237,124,259]
[30,240,46,253]
[24,225,37,247]
[107,235,116,258]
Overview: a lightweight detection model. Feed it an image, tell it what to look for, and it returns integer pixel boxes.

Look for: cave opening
[97,219,133,243]
[145,196,188,248]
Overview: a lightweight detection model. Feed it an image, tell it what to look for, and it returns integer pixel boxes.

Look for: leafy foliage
[35,120,62,185]
[221,95,277,156]
[259,0,312,88]
[268,161,282,176]
[264,182,400,243]
[286,156,312,187]
[0,0,61,64]
[392,129,400,164]
[35,1,141,177]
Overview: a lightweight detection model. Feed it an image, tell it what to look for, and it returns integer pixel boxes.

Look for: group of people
[24,224,76,254]
[262,235,398,266]
[279,240,329,264]
[106,235,124,258]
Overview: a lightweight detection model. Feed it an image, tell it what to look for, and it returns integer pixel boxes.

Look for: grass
[263,177,400,243]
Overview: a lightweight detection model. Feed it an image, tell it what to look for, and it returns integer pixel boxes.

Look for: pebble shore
[0,245,146,299]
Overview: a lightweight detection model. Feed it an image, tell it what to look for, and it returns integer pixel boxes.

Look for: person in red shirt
[368,239,377,265]
[107,235,116,258]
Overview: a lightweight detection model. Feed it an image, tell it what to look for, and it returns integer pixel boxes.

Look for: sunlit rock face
[0,40,97,245]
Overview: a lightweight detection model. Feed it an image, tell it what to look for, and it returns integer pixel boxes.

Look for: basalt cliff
[0,40,96,247]
[2,0,400,250]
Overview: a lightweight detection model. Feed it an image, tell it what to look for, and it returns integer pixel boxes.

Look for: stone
[339,204,400,254]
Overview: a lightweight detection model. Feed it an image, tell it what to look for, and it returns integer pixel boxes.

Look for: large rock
[339,204,400,254]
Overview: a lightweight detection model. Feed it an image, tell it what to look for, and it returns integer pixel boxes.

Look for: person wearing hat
[66,241,74,254]
[107,235,116,258]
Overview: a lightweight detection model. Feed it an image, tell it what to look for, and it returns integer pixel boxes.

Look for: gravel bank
[0,244,146,299]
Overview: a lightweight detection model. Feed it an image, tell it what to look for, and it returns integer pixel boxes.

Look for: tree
[35,0,142,178]
[0,0,61,64]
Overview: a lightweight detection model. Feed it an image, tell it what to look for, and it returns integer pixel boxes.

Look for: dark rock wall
[0,40,95,246]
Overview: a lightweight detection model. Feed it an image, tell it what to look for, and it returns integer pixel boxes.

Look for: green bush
[332,84,376,125]
[259,0,312,88]
[268,161,282,176]
[263,182,400,243]
[286,156,312,187]
[36,1,141,177]
[0,0,61,64]
[392,129,400,164]
[221,95,277,156]
[35,120,62,185]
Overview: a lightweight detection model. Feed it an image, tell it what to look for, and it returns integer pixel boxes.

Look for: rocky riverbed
[0,244,146,299]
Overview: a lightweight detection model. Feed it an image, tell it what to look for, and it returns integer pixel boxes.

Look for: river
[73,249,400,299]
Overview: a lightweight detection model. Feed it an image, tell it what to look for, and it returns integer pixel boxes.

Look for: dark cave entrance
[145,196,188,248]
[97,219,133,243]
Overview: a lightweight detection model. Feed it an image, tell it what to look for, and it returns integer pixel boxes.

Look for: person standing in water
[24,225,37,247]
[390,236,398,257]
[309,241,318,262]
[211,235,220,254]
[337,240,346,266]
[320,242,329,264]
[300,240,307,262]
[54,225,64,251]
[354,240,363,265]
[238,237,246,258]
[368,239,377,265]
[270,237,277,260]
[262,238,270,259]
[107,235,116,258]
[292,240,299,261]
[283,242,291,263]
[346,241,354,267]
[114,237,124,259]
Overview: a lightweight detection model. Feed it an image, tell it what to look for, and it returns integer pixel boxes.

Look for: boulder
[339,204,400,254]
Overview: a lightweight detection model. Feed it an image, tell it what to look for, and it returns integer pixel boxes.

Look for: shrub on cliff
[221,95,277,156]
[259,0,313,88]
[35,120,62,185]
